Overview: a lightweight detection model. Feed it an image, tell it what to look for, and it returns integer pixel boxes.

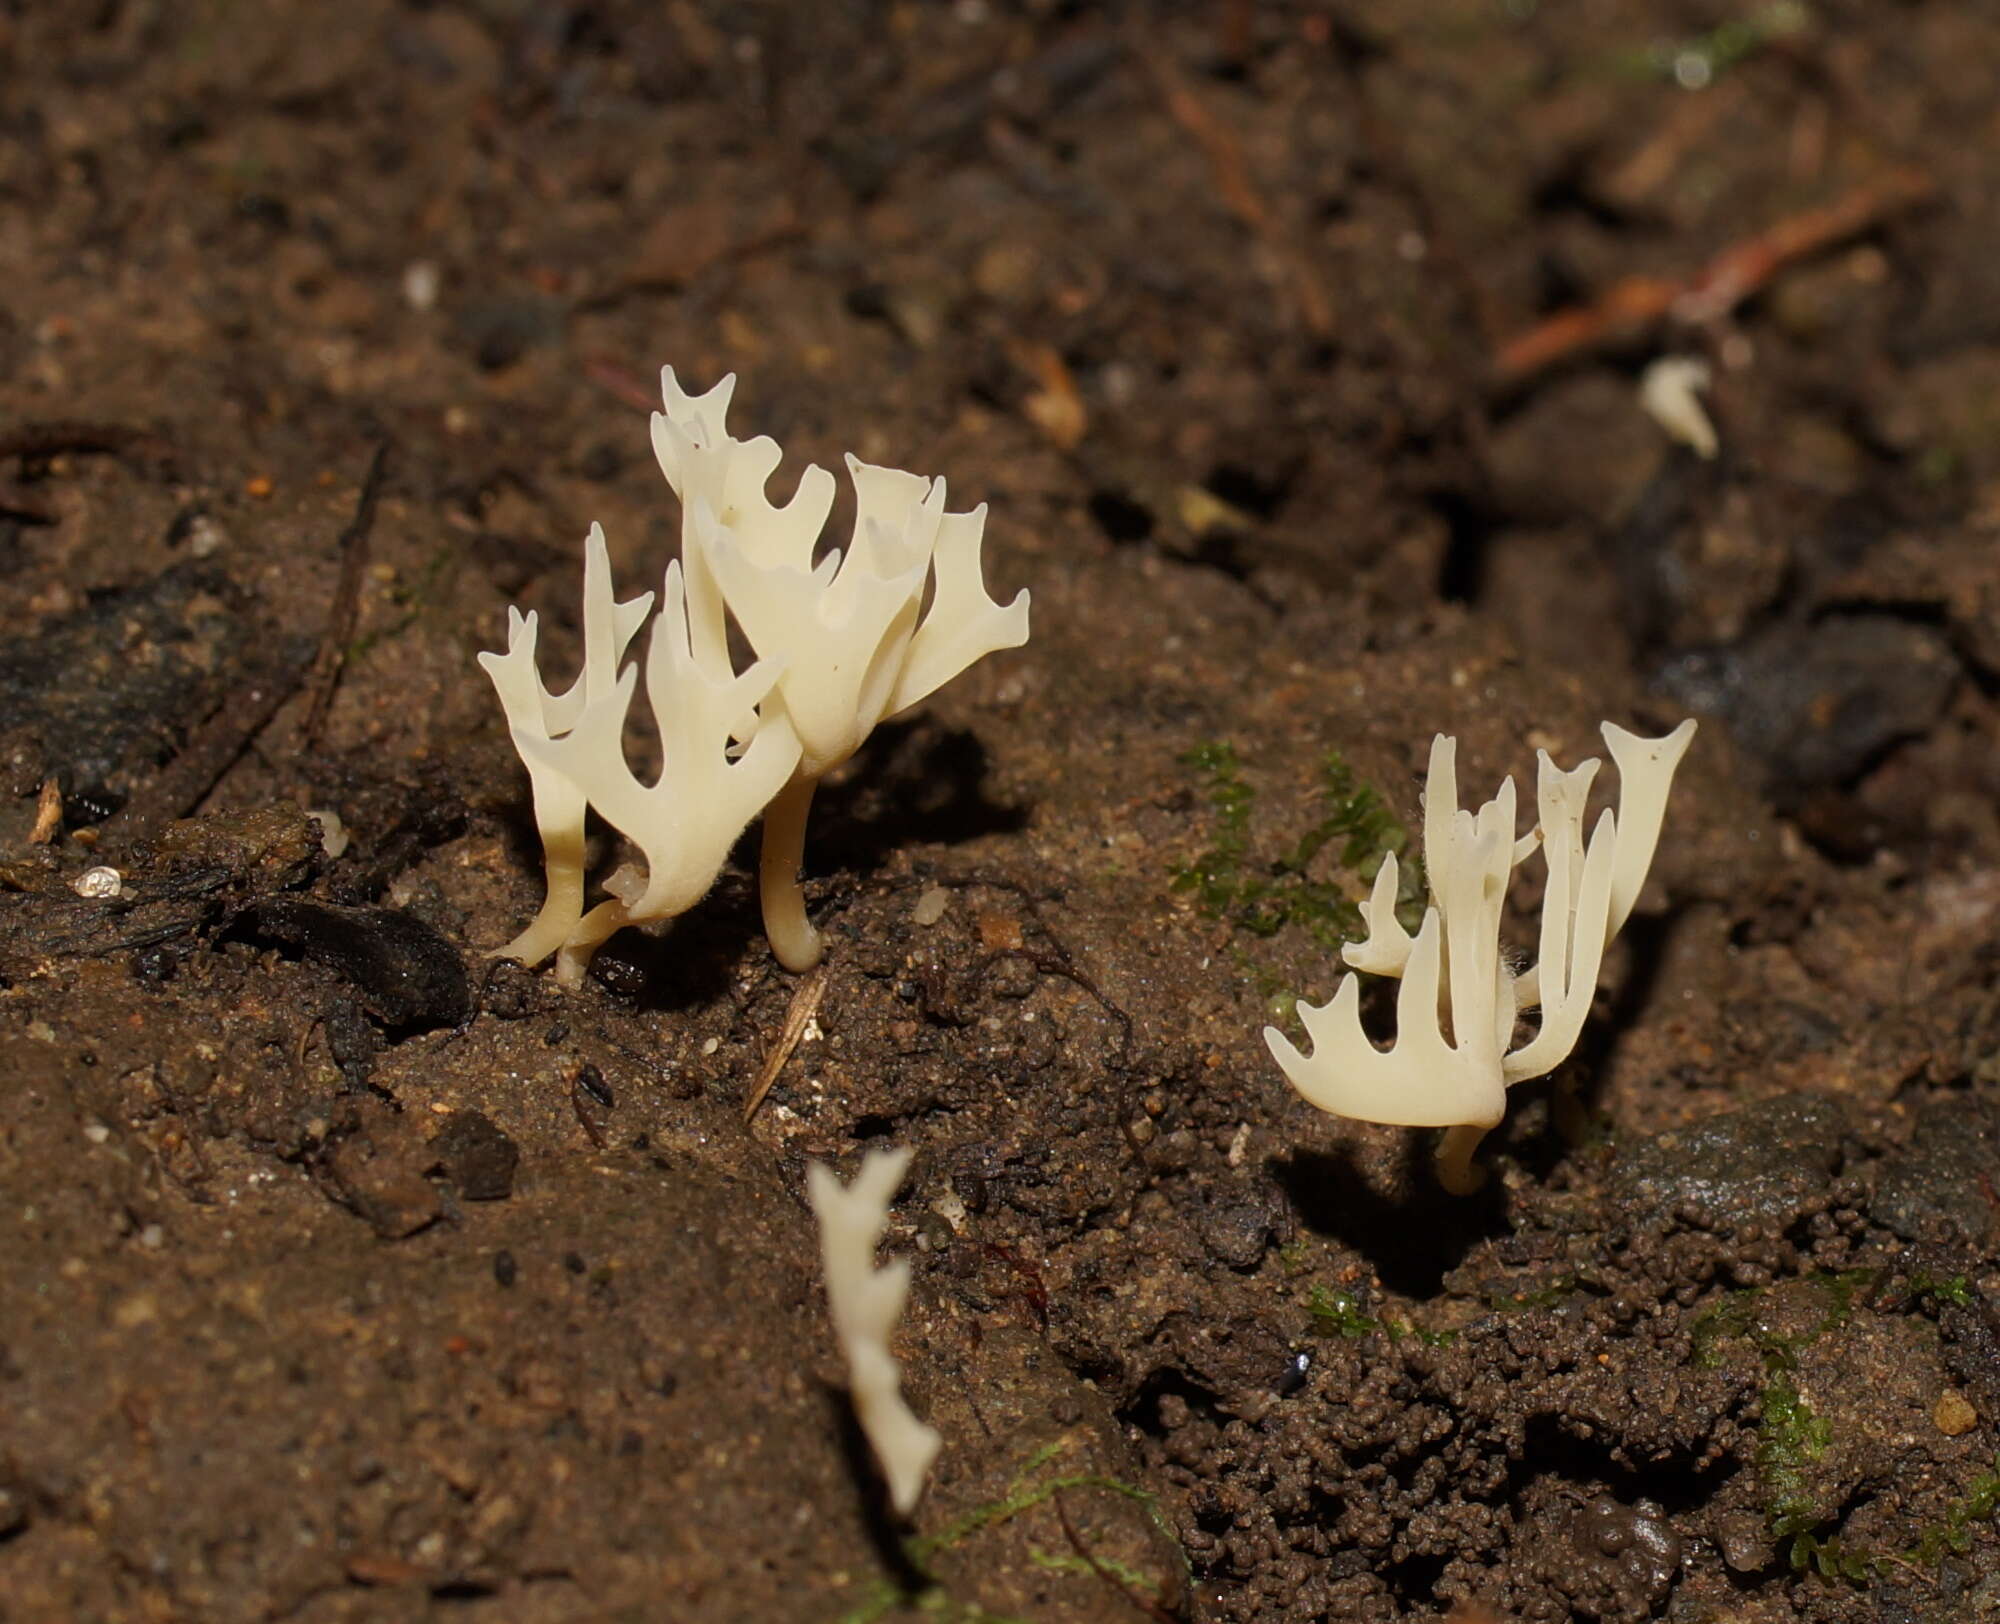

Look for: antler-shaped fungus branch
[477,523,653,966]
[512,559,801,988]
[482,366,1029,984]
[652,368,1030,973]
[807,1146,941,1517]
[1264,719,1695,1193]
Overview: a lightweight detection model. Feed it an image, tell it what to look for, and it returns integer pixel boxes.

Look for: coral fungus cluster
[481,369,1030,985]
[1264,721,1697,1193]
[477,363,1705,1524]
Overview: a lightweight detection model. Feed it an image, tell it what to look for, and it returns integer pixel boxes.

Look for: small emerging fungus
[654,370,1031,972]
[1639,355,1718,459]
[1264,719,1696,1194]
[807,1145,941,1517]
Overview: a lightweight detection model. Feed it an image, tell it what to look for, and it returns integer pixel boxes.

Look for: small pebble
[402,260,441,311]
[186,514,227,558]
[1936,1391,1977,1437]
[73,865,123,899]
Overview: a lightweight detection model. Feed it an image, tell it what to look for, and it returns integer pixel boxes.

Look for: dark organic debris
[430,1109,519,1202]
[1608,1092,1845,1232]
[1654,615,1959,809]
[569,1061,612,1149]
[235,897,471,1032]
[0,805,321,975]
[315,759,470,907]
[311,1097,444,1239]
[0,562,252,800]
[146,804,324,889]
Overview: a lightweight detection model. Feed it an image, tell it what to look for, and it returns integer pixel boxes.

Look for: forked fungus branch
[1265,720,1696,1193]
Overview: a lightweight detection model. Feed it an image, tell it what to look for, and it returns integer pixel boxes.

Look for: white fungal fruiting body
[654,370,1031,972]
[1638,355,1718,459]
[478,525,657,970]
[1264,719,1695,1193]
[481,367,1027,984]
[479,524,802,987]
[807,1146,941,1518]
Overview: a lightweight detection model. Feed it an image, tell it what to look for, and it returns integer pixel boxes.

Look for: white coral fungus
[807,1146,941,1517]
[479,524,801,987]
[1264,720,1696,1193]
[480,368,1028,983]
[654,369,1030,972]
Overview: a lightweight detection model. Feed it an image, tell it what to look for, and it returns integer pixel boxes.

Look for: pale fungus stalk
[1265,719,1696,1193]
[757,773,820,975]
[807,1146,941,1517]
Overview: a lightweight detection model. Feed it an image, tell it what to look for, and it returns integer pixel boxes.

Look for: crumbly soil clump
[4,4,2000,1621]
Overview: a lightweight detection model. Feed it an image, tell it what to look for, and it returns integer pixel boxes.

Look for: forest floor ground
[5,3,2000,1621]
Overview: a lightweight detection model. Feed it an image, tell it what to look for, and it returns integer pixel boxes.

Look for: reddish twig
[1493,165,1936,384]
[582,354,659,414]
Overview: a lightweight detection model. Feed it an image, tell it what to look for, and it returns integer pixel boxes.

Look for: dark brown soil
[5,3,2000,1621]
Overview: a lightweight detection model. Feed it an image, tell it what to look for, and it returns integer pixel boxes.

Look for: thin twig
[0,420,172,465]
[99,660,309,851]
[302,441,392,750]
[1052,1490,1183,1624]
[1493,165,1936,383]
[744,963,827,1122]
